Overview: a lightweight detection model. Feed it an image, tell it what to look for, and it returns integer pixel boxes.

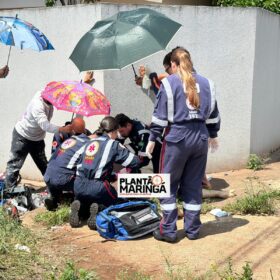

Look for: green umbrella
[69,8,181,72]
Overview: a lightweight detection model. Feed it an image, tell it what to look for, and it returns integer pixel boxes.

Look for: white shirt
[15,91,59,141]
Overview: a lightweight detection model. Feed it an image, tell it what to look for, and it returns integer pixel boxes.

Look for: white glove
[208,138,219,153]
[145,141,155,159]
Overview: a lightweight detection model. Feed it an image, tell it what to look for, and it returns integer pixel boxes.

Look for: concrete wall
[103,5,258,172]
[0,5,105,180]
[0,4,279,180]
[250,10,280,155]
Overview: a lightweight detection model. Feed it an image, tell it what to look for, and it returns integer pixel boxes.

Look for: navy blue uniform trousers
[159,122,208,239]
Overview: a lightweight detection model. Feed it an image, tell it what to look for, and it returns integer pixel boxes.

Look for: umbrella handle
[6,45,12,66]
[132,64,137,78]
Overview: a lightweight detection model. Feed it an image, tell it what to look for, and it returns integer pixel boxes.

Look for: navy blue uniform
[149,73,220,239]
[74,135,140,207]
[44,134,89,197]
[51,131,72,154]
[118,119,162,173]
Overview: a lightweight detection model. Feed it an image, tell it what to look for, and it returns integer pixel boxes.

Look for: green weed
[247,154,264,171]
[34,205,70,227]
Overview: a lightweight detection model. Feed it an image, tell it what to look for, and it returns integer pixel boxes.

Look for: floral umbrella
[41,80,110,117]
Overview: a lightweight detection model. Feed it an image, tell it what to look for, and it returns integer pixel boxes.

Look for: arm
[114,142,140,170]
[137,129,151,167]
[149,85,168,142]
[206,101,221,138]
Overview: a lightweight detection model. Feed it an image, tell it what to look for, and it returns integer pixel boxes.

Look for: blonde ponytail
[171,49,200,109]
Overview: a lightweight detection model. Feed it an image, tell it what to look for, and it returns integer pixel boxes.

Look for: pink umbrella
[41,80,110,117]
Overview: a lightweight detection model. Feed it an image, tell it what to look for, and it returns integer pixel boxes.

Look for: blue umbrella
[0,14,54,65]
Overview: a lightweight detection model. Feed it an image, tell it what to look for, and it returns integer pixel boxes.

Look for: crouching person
[71,116,140,230]
[44,118,90,210]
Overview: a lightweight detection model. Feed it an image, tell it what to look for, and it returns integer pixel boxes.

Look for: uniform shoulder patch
[86,141,100,156]
[61,139,77,150]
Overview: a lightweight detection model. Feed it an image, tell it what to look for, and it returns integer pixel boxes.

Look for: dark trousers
[5,129,48,188]
[151,141,162,173]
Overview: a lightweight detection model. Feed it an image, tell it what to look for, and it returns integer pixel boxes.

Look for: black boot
[69,200,81,228]
[44,197,58,211]
[153,229,177,243]
[87,203,99,230]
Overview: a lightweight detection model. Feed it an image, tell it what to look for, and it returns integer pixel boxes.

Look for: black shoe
[87,203,99,230]
[44,197,58,211]
[153,229,177,243]
[70,200,81,228]
[186,233,199,240]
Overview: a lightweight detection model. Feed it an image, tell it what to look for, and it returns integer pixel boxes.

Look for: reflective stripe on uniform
[138,129,150,135]
[161,78,174,123]
[152,116,168,127]
[196,83,200,93]
[161,203,177,211]
[122,153,135,167]
[94,139,114,178]
[208,79,216,115]
[183,202,202,211]
[67,145,86,169]
[138,151,148,157]
[72,135,86,142]
[206,115,220,124]
[125,144,136,154]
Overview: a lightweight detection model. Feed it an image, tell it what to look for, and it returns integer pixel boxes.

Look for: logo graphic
[84,141,99,164]
[86,141,99,156]
[118,174,170,198]
[61,139,76,150]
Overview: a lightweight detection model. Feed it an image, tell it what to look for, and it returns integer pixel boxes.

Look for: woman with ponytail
[71,116,140,230]
[146,48,220,242]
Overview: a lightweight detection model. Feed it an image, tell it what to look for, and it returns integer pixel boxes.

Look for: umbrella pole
[131,64,137,78]
[6,45,12,66]
[71,113,74,122]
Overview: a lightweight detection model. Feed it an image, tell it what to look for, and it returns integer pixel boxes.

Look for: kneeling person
[72,116,140,230]
[44,118,90,210]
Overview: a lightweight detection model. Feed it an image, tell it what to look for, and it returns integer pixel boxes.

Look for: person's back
[45,134,89,185]
[147,48,220,243]
[76,135,136,181]
[15,91,57,141]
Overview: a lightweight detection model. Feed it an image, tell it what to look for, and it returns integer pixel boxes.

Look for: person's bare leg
[202,189,236,199]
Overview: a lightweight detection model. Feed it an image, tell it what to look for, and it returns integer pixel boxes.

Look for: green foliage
[45,0,56,7]
[117,269,152,280]
[223,189,280,215]
[247,154,264,171]
[51,262,99,280]
[35,205,70,227]
[0,208,44,279]
[212,258,253,280]
[214,0,280,15]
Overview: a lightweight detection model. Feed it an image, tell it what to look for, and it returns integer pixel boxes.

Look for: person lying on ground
[70,116,140,230]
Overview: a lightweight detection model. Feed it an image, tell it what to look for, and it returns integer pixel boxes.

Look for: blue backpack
[96,200,161,241]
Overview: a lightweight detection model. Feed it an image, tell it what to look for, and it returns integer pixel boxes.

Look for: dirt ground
[21,154,280,280]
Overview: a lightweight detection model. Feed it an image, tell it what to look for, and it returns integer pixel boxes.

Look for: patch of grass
[0,208,48,279]
[212,258,253,280]
[223,190,280,215]
[34,205,70,227]
[201,201,215,214]
[247,154,264,171]
[50,261,99,280]
[117,269,152,280]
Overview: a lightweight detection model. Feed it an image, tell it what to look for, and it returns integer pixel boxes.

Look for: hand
[145,141,155,159]
[0,65,9,78]
[208,137,219,153]
[83,71,94,85]
[59,124,72,134]
[135,76,143,86]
